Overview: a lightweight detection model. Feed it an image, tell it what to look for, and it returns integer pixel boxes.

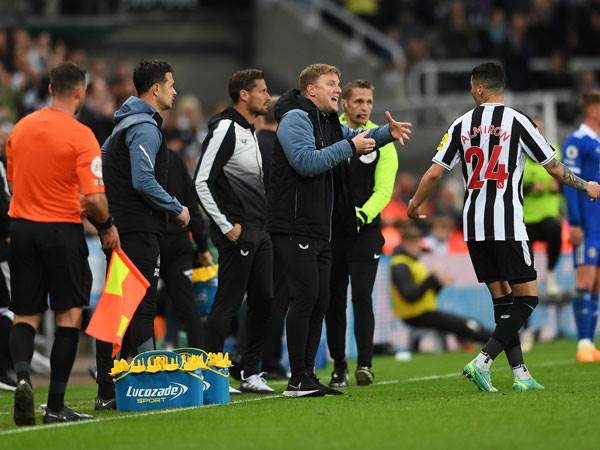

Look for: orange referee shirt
[7,107,105,223]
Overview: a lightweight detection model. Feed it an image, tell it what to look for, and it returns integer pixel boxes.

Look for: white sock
[578,339,595,350]
[475,351,493,371]
[512,364,531,380]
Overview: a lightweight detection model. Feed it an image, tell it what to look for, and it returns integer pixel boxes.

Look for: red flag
[86,248,149,357]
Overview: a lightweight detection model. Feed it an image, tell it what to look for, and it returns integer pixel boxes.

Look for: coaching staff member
[195,69,274,394]
[327,80,399,388]
[8,62,119,425]
[96,60,190,408]
[267,63,411,398]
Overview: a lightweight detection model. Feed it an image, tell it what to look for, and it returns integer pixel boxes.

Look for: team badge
[566,145,578,159]
[588,247,597,259]
[91,156,103,178]
[436,133,448,151]
[359,152,377,164]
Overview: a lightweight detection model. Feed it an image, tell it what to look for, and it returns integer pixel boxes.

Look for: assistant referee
[8,62,119,425]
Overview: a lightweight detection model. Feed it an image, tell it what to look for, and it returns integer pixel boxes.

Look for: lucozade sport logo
[126,382,189,404]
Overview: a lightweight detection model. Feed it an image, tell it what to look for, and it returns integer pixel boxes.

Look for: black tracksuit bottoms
[96,232,160,391]
[205,226,273,376]
[158,232,203,348]
[271,234,331,379]
[326,226,383,369]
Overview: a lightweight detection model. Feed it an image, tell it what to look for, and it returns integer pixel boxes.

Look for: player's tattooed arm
[544,159,587,191]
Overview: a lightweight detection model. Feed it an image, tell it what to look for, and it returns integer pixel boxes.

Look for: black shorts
[467,240,537,284]
[9,220,92,315]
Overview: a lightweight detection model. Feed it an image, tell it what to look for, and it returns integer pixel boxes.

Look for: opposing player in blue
[563,90,600,363]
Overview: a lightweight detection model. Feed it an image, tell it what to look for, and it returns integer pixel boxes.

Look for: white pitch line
[0,358,578,436]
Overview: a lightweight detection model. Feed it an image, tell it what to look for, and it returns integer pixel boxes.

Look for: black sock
[96,339,115,399]
[492,294,524,367]
[47,327,79,412]
[0,315,13,371]
[9,322,36,385]
[485,296,538,359]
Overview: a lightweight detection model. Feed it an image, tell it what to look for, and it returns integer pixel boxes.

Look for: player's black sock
[485,296,538,359]
[492,294,524,367]
[9,322,36,385]
[0,315,13,369]
[47,327,79,412]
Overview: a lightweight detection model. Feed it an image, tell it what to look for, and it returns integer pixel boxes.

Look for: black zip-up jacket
[267,89,394,240]
[267,89,352,240]
[194,107,267,236]
[102,100,169,235]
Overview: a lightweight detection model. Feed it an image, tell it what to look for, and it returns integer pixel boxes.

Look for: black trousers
[271,234,331,378]
[525,217,562,271]
[403,310,492,344]
[205,226,273,376]
[326,227,383,369]
[96,232,160,386]
[261,243,290,369]
[158,233,203,348]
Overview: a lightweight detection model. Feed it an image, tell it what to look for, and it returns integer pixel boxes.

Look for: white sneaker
[239,371,275,394]
[229,385,242,395]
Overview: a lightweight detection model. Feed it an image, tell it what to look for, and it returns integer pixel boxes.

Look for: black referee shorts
[467,240,537,285]
[9,220,92,315]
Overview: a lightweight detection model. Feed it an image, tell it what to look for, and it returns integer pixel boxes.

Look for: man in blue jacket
[267,63,411,398]
[95,60,190,409]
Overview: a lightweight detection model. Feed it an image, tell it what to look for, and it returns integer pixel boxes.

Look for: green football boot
[513,376,545,393]
[462,359,498,392]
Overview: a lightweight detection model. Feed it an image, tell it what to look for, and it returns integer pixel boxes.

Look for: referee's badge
[91,156,103,178]
[436,133,448,151]
[359,152,377,164]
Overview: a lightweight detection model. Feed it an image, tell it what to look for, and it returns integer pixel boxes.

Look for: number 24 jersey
[433,103,556,242]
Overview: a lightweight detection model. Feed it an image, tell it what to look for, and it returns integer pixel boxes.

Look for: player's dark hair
[342,80,374,101]
[49,62,86,96]
[471,62,505,92]
[228,69,265,103]
[133,59,173,96]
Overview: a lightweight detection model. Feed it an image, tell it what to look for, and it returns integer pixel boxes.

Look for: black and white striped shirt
[433,103,556,242]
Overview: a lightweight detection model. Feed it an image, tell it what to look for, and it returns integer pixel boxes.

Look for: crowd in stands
[0,27,222,177]
[340,0,600,93]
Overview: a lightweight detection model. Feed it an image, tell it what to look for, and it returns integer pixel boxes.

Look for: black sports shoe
[309,373,343,396]
[355,366,375,386]
[282,373,325,398]
[13,379,35,426]
[43,406,94,424]
[94,396,117,411]
[0,370,17,391]
[328,367,349,388]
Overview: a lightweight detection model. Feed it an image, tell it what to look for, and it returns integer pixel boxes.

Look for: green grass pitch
[1,340,599,450]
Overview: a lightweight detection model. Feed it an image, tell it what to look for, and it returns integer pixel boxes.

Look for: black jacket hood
[208,106,252,130]
[274,89,322,123]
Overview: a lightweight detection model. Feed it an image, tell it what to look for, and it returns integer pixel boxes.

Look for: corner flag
[86,248,150,357]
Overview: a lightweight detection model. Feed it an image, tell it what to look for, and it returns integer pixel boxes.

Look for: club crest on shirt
[90,156,103,178]
[359,152,377,164]
[566,145,578,159]
[588,247,597,259]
